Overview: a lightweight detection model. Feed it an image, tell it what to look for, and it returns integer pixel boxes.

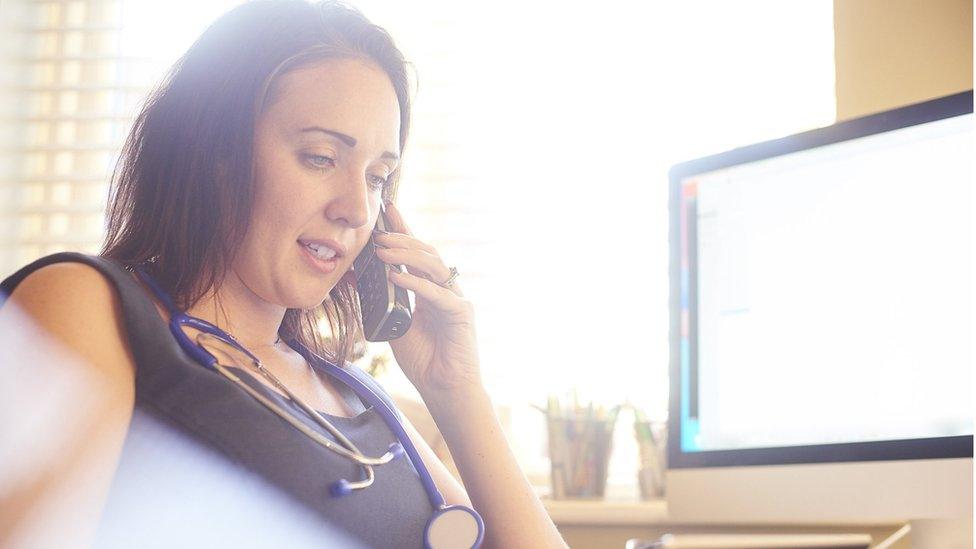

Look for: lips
[297,238,347,261]
[300,241,337,261]
[296,237,349,276]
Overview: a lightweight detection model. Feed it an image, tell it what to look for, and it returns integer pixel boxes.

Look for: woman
[0,1,566,547]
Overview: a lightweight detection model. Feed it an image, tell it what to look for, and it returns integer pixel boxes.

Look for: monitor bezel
[667,90,974,469]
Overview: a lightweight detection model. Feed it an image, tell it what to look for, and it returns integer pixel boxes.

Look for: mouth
[297,238,346,274]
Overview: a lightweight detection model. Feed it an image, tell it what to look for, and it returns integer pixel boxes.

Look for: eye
[367,173,391,192]
[304,154,336,171]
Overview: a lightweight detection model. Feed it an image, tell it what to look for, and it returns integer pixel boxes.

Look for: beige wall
[834,0,973,120]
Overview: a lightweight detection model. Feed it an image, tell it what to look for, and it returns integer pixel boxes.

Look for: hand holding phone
[353,203,412,341]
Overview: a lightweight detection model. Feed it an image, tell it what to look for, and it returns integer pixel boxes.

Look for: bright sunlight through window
[2,0,835,489]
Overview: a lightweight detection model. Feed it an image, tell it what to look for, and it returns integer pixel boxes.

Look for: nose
[324,166,371,228]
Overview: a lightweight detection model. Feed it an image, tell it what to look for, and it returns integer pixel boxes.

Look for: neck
[186,269,287,351]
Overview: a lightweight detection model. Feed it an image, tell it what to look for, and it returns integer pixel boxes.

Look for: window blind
[0,1,134,276]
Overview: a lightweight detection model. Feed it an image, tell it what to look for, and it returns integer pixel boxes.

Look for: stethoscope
[134,266,484,549]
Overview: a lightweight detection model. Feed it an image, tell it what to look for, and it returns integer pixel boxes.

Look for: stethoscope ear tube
[134,266,485,545]
[197,334,401,466]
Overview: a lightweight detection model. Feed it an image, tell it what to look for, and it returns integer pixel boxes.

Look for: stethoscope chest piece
[425,504,484,549]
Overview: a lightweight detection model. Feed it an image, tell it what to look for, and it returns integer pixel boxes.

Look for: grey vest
[0,252,434,548]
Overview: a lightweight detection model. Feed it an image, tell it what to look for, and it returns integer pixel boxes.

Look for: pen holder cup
[634,420,667,500]
[546,416,616,499]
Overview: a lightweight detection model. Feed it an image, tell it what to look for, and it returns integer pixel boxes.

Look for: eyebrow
[298,126,399,162]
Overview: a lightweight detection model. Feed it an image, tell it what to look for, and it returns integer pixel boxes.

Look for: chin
[284,259,355,309]
[285,294,327,311]
[292,284,337,310]
[295,273,352,309]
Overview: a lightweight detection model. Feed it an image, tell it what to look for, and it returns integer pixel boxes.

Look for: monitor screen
[669,91,974,468]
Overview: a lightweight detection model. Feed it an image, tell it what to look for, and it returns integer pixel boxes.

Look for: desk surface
[542,498,907,529]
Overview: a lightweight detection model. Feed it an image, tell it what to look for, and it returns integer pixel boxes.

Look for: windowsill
[543,497,669,526]
[533,482,669,526]
[532,479,670,526]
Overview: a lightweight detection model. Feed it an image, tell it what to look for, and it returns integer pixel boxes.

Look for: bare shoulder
[3,260,137,384]
[0,260,137,546]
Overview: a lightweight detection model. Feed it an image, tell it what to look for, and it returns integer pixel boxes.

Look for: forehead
[261,57,401,151]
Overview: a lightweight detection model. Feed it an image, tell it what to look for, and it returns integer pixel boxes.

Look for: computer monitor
[666,91,973,533]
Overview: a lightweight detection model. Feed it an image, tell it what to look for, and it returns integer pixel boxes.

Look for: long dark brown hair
[101,0,413,366]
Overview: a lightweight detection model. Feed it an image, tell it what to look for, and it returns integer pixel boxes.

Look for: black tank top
[0,252,434,548]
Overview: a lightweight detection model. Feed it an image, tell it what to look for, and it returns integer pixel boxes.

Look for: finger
[383,200,414,236]
[375,246,454,288]
[372,230,437,255]
[388,269,465,309]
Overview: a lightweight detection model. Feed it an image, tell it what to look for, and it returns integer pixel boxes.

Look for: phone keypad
[355,232,411,341]
[356,241,386,323]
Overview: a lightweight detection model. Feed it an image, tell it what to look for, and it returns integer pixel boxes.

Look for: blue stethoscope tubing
[134,266,484,549]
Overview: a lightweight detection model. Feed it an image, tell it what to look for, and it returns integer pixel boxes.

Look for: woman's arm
[386,348,565,549]
[372,202,567,549]
[421,385,567,549]
[0,263,136,549]
[397,411,472,507]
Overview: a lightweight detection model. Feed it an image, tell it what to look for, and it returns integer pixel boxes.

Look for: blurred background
[0,0,971,526]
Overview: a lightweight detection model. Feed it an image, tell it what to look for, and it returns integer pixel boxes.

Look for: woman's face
[235,57,401,309]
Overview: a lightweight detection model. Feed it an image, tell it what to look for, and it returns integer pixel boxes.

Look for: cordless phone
[353,204,412,341]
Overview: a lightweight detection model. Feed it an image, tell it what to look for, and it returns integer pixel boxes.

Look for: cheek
[357,209,383,247]
[251,166,310,232]
[248,192,300,242]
